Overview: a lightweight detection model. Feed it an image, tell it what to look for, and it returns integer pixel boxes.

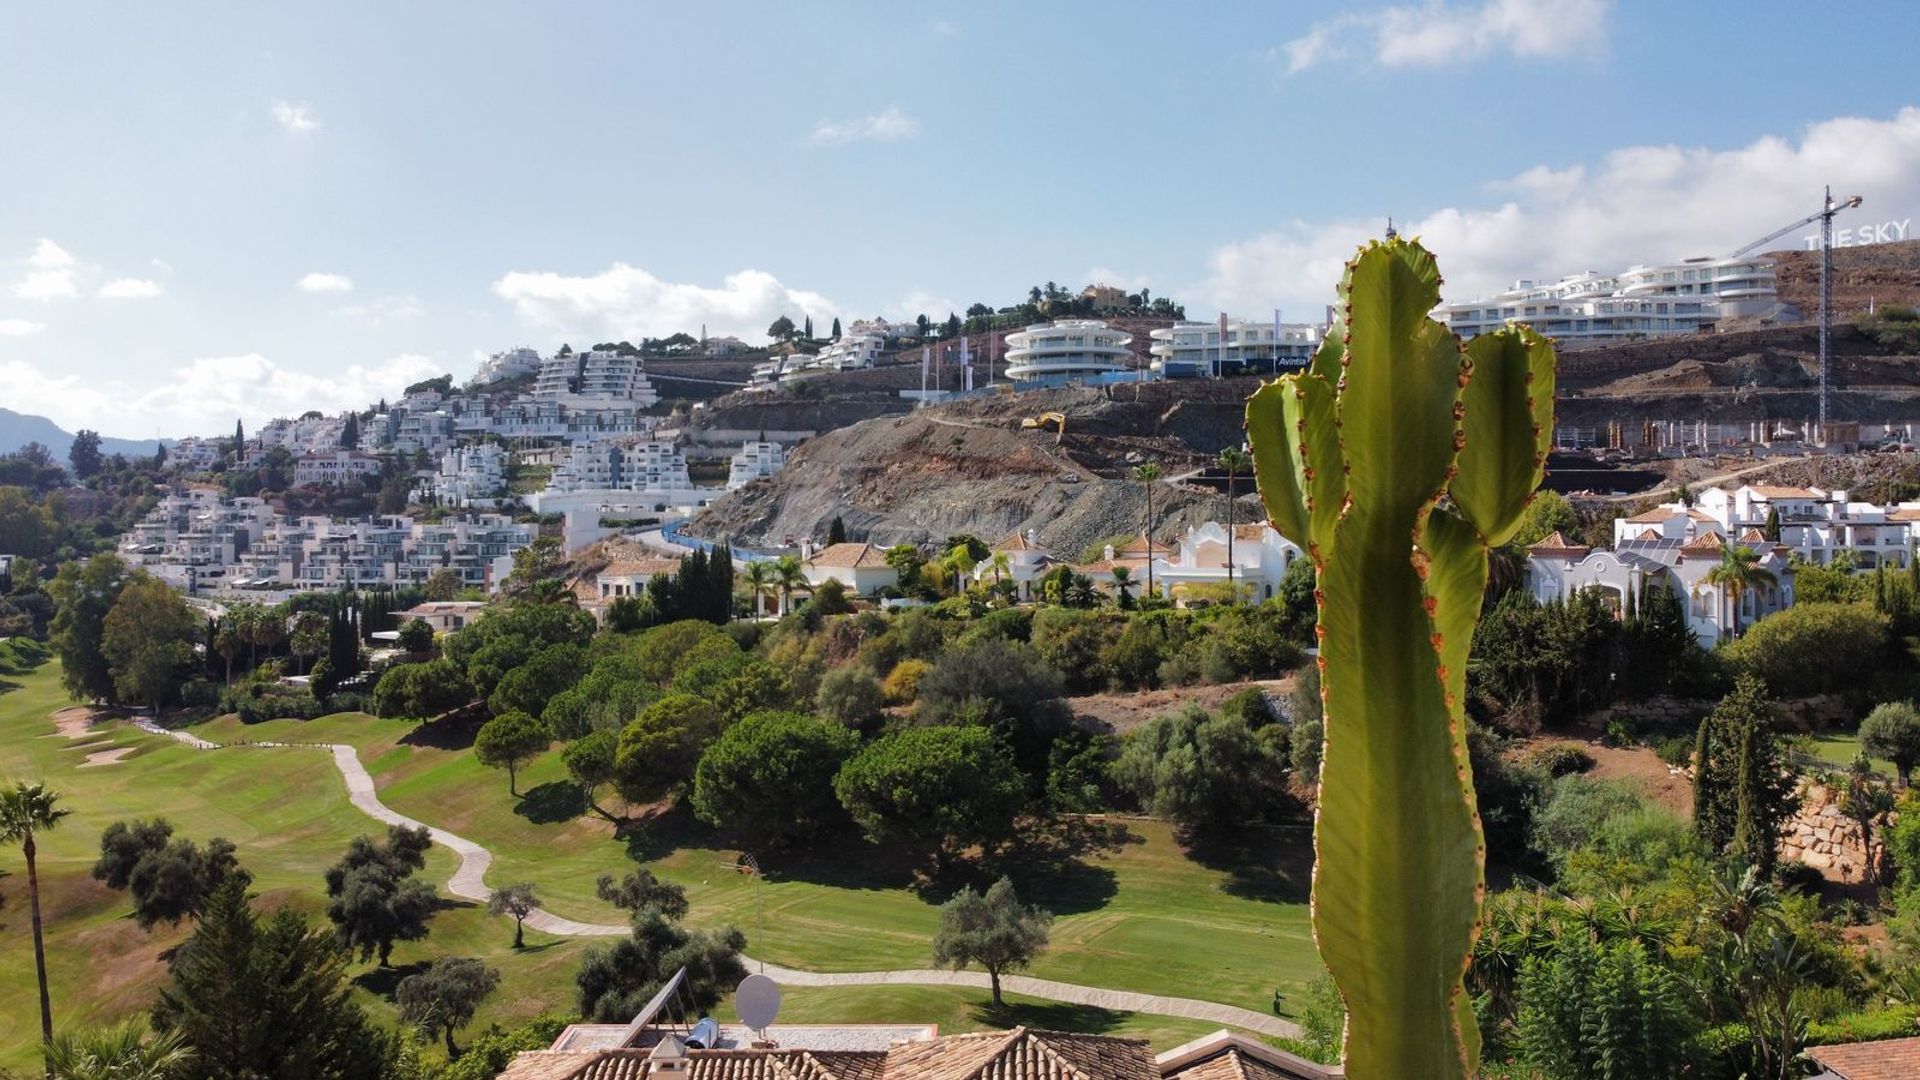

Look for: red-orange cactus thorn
[1430,633,1444,651]
[1423,596,1438,617]
[1437,664,1450,684]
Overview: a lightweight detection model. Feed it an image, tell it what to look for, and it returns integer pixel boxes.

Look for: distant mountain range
[0,407,162,462]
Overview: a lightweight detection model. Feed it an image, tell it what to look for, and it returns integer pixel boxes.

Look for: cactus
[1246,237,1554,1078]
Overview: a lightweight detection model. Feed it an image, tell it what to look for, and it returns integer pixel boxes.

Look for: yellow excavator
[1020,411,1067,444]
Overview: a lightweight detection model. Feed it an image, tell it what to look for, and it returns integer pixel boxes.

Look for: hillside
[691,380,1256,553]
[0,407,161,460]
[1768,237,1920,316]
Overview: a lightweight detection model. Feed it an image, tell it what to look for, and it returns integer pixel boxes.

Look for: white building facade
[1003,320,1136,386]
[1442,256,1789,347]
[1148,320,1322,378]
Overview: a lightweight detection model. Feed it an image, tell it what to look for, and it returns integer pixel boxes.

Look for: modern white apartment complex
[257,414,349,454]
[418,444,507,506]
[1003,320,1136,386]
[472,347,543,386]
[1148,319,1323,378]
[291,451,384,487]
[726,441,786,489]
[1617,484,1920,570]
[119,492,538,594]
[546,440,696,495]
[532,349,660,406]
[1442,256,1788,346]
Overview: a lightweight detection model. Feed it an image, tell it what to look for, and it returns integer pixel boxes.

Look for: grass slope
[1,660,1312,1072]
[188,708,1322,1015]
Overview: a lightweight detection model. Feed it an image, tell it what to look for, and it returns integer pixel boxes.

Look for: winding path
[131,720,1299,1039]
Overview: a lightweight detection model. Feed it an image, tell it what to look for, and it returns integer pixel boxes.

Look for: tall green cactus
[1246,237,1554,1078]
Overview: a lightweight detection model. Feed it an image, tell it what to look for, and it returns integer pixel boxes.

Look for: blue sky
[3,0,1918,436]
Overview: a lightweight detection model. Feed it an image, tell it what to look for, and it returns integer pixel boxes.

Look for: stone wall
[1778,780,1898,882]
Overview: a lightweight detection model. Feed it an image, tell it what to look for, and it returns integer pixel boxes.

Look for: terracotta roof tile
[1527,531,1590,557]
[994,531,1040,552]
[1749,484,1820,498]
[1637,528,1664,541]
[1680,533,1726,553]
[1888,508,1920,522]
[1625,508,1682,523]
[1165,1048,1304,1080]
[805,543,891,569]
[1806,1035,1920,1079]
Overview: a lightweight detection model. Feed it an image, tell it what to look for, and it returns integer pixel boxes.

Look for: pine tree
[153,878,388,1079]
[1696,674,1798,874]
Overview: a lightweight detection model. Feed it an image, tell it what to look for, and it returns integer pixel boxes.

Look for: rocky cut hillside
[689,380,1264,555]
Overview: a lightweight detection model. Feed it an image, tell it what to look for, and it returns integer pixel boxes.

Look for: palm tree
[1705,541,1778,638]
[43,1021,192,1080]
[1134,462,1162,600]
[773,555,809,615]
[743,561,774,620]
[1217,447,1250,603]
[2,781,72,1076]
[1109,565,1136,610]
[990,552,1010,586]
[212,618,244,686]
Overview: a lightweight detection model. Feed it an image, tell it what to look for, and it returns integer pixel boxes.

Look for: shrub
[1653,734,1694,768]
[1720,602,1889,699]
[1772,861,1824,896]
[1113,704,1283,829]
[882,659,931,705]
[1528,743,1595,777]
[815,667,886,733]
[1529,776,1645,871]
[1602,715,1639,748]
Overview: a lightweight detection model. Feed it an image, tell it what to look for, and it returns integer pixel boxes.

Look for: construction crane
[1727,188,1864,434]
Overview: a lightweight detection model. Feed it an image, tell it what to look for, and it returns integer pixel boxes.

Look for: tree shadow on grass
[1179,827,1313,905]
[516,781,588,824]
[352,959,431,1000]
[400,717,477,751]
[970,999,1130,1036]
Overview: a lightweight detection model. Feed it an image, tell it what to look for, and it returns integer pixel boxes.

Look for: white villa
[799,542,896,595]
[973,521,1304,604]
[1441,255,1789,347]
[1526,529,1794,644]
[291,450,384,488]
[472,346,543,386]
[419,444,507,506]
[1148,319,1322,378]
[1003,320,1136,386]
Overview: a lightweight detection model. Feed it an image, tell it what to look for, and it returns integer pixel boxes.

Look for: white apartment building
[292,451,383,488]
[547,441,695,494]
[532,349,660,407]
[726,441,786,490]
[420,444,507,506]
[972,522,1304,604]
[232,514,536,592]
[1003,320,1136,386]
[1148,319,1323,378]
[119,490,278,591]
[812,332,886,372]
[1620,484,1920,571]
[1442,256,1788,346]
[473,347,543,386]
[163,437,227,472]
[257,414,347,454]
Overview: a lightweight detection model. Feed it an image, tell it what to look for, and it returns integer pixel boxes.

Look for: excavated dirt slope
[691,382,1259,553]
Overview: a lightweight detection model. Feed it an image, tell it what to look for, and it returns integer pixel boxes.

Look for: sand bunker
[50,706,106,740]
[78,747,136,768]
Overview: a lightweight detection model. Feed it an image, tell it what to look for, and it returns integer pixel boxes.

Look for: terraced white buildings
[1442,256,1790,346]
[1148,319,1322,378]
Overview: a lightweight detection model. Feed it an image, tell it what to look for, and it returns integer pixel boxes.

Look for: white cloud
[895,289,958,321]
[13,270,76,302]
[931,19,959,36]
[1194,107,1920,318]
[1282,0,1610,74]
[493,263,837,344]
[0,318,46,336]
[99,278,163,299]
[297,272,354,293]
[272,101,320,134]
[0,352,441,435]
[331,294,424,325]
[29,240,74,269]
[808,106,920,147]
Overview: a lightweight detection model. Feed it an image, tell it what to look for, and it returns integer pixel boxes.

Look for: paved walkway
[130,720,1299,1039]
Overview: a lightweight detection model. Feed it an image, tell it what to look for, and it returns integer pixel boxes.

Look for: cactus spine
[1246,237,1555,1078]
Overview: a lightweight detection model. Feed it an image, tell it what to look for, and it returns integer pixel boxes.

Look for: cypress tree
[828,516,848,545]
[1693,714,1724,851]
[1696,674,1797,874]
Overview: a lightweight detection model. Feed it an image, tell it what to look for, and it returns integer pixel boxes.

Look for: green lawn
[1803,731,1866,770]
[189,709,1323,1016]
[0,657,1317,1071]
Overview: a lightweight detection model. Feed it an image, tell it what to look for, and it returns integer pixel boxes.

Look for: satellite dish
[735,973,782,1030]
